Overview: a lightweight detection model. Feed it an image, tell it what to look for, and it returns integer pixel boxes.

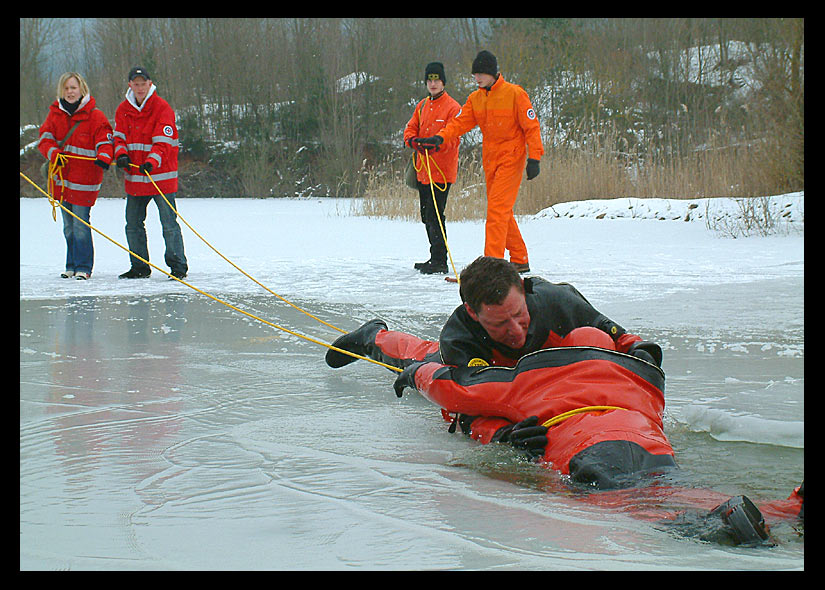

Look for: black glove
[526,158,540,180]
[393,362,424,398]
[52,152,67,168]
[116,155,131,169]
[94,159,110,170]
[627,341,663,367]
[413,135,443,152]
[139,161,153,174]
[491,416,548,460]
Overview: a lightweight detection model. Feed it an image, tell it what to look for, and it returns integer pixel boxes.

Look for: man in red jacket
[114,66,188,280]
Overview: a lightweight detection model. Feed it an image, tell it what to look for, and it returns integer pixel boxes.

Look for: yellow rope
[421,149,459,284]
[542,406,626,428]
[42,154,345,333]
[413,149,446,192]
[20,170,402,373]
[26,167,639,402]
[45,153,73,221]
[132,163,346,334]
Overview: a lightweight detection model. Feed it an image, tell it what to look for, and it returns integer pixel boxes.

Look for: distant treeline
[21,18,803,199]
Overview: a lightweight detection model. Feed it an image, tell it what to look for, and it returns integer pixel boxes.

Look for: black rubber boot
[418,261,447,275]
[665,495,771,546]
[708,495,770,545]
[325,319,388,368]
[119,267,151,279]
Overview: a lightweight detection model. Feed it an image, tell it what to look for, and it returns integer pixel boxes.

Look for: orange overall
[438,75,543,265]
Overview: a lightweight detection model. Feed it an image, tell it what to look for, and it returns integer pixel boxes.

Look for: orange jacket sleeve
[437,95,478,143]
[514,85,544,160]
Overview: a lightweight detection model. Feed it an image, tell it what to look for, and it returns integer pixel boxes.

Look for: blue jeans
[61,203,94,274]
[125,193,188,274]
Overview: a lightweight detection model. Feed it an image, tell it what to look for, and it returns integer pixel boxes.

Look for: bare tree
[21,18,802,198]
[20,18,59,122]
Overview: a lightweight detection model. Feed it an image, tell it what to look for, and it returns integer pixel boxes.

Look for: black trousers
[417,182,451,265]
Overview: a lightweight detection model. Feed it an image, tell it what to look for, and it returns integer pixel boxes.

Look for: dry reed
[359,126,785,221]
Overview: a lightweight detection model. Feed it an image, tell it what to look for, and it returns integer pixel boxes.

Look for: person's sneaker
[418,261,447,275]
[169,269,187,280]
[325,318,388,368]
[511,262,530,274]
[709,495,770,545]
[119,267,151,279]
[74,272,91,280]
[60,270,74,278]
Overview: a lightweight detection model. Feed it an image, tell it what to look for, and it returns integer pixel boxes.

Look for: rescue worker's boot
[418,261,447,274]
[325,319,388,368]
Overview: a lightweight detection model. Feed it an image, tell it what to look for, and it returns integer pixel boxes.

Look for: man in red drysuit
[327,256,670,485]
[325,256,803,544]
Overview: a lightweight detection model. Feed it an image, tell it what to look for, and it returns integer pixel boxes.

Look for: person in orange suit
[413,50,544,273]
[403,62,461,275]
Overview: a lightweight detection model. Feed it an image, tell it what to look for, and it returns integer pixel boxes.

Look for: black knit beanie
[471,50,498,77]
[425,62,446,84]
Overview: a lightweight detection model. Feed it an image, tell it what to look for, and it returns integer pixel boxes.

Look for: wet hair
[56,72,90,102]
[458,256,524,313]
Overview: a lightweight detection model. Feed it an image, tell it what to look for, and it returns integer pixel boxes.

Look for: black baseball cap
[128,66,151,81]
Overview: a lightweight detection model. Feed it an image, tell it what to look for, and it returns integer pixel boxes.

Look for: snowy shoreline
[533,192,803,225]
[20,192,803,311]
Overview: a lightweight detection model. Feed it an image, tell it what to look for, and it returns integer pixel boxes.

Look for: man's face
[129,76,151,104]
[426,78,444,96]
[465,284,530,350]
[473,72,496,89]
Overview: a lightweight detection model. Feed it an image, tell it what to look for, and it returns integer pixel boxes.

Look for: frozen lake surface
[20,196,803,569]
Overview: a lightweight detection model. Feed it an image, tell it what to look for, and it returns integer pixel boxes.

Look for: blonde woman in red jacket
[403,62,461,274]
[38,72,113,280]
[113,66,187,280]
